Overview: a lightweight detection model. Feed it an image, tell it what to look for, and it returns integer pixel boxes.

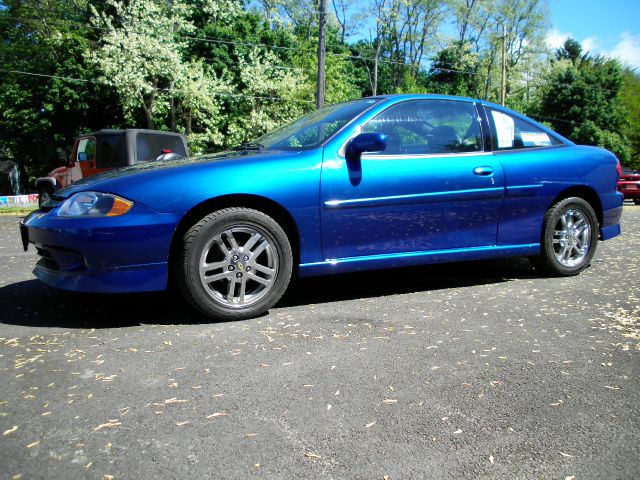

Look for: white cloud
[606,32,640,69]
[546,28,572,49]
[581,36,599,54]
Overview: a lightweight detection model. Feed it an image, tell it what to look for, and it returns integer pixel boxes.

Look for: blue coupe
[20,94,624,320]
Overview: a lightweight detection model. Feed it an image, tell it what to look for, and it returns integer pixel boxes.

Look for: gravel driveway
[0,207,638,479]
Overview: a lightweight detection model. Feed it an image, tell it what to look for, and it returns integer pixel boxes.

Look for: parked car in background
[35,129,188,206]
[21,94,624,321]
[617,167,640,205]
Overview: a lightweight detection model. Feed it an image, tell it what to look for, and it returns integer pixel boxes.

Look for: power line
[0,68,316,104]
[0,68,595,128]
[0,15,625,97]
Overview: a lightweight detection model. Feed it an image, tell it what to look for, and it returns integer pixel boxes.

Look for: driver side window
[362,100,483,155]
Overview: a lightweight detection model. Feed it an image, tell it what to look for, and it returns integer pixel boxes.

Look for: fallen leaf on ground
[365,422,376,428]
[489,455,494,464]
[93,420,121,431]
[3,426,18,436]
[175,421,189,426]
[206,412,228,419]
[453,429,463,434]
[382,399,398,405]
[304,452,321,460]
[560,452,574,458]
[26,441,40,448]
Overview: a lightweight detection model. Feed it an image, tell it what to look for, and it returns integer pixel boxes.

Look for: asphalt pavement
[0,206,638,479]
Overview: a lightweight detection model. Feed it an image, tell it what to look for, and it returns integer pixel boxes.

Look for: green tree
[89,0,229,150]
[0,0,122,182]
[427,41,481,96]
[538,39,630,162]
[620,67,640,169]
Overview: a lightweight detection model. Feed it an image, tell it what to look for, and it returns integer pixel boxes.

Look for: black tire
[38,185,54,207]
[176,207,293,321]
[633,198,640,206]
[529,197,598,276]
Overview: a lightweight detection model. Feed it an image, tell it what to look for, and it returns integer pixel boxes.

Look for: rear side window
[96,134,125,168]
[362,100,483,155]
[136,133,187,162]
[489,109,563,150]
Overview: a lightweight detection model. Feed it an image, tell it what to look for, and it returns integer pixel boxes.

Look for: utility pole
[500,22,506,106]
[316,0,327,109]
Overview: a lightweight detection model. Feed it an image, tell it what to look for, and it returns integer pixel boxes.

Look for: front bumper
[20,205,181,293]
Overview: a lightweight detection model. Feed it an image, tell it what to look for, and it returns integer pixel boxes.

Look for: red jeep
[35,129,189,206]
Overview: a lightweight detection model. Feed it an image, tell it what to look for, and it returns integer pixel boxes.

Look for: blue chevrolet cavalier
[20,94,624,320]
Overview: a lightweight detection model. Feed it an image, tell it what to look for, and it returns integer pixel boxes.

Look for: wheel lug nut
[236,272,242,278]
[246,266,251,272]
[228,265,235,271]
[232,255,239,261]
[243,255,249,261]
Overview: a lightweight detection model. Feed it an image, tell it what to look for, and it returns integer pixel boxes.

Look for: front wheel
[633,198,640,206]
[529,197,598,276]
[176,208,293,321]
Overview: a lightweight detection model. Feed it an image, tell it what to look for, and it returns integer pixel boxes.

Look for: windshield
[254,99,382,150]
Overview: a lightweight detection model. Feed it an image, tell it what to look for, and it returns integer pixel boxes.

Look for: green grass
[0,205,38,216]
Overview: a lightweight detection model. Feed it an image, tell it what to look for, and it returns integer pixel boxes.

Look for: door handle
[473,166,493,176]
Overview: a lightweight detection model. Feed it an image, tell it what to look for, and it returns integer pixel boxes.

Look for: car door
[75,136,97,182]
[320,99,505,260]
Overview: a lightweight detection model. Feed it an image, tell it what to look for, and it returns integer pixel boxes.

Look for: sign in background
[0,194,38,207]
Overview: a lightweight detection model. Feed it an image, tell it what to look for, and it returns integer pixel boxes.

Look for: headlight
[58,192,134,218]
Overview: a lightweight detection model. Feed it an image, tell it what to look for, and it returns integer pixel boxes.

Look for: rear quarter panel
[496,145,621,246]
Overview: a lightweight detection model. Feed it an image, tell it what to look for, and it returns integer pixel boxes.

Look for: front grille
[34,244,85,272]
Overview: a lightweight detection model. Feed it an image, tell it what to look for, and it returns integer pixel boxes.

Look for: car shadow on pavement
[0,257,538,329]
[280,256,538,307]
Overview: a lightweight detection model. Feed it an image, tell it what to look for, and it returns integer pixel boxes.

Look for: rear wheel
[37,184,54,207]
[633,198,640,205]
[529,197,598,276]
[176,208,293,321]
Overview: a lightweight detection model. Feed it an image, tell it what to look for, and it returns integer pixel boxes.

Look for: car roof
[372,93,480,103]
[86,129,185,137]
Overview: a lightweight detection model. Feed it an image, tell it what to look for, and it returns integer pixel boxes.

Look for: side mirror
[345,132,387,163]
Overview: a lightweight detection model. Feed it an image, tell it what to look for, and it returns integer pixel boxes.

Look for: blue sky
[547,0,640,68]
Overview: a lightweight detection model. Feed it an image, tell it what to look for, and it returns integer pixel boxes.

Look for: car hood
[55,148,301,200]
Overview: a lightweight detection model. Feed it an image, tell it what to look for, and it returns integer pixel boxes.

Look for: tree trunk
[169,81,176,132]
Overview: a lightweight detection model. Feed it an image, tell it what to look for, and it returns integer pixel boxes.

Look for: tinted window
[96,134,125,168]
[489,109,563,150]
[136,133,187,162]
[362,100,483,155]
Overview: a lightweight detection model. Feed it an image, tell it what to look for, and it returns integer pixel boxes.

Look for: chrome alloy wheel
[198,227,278,308]
[552,208,591,267]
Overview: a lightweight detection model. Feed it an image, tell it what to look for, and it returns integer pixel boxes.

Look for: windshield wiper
[233,142,265,151]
